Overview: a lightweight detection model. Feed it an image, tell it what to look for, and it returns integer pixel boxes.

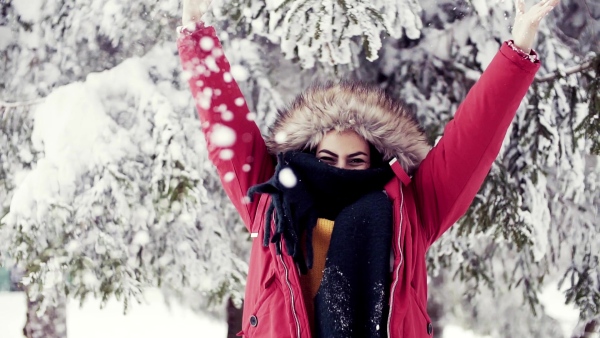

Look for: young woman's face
[316,130,371,170]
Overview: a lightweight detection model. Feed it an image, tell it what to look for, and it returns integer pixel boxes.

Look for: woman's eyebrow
[348,151,368,157]
[317,149,338,157]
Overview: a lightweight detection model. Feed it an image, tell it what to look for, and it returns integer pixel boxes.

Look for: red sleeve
[177,22,275,230]
[414,41,541,245]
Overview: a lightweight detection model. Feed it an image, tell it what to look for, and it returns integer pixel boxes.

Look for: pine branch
[535,60,594,83]
[0,99,45,108]
[574,54,600,154]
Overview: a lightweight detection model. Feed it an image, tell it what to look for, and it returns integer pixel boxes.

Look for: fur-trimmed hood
[265,82,431,174]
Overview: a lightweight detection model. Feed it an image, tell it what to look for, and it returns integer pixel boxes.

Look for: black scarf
[248,151,393,270]
[248,151,394,337]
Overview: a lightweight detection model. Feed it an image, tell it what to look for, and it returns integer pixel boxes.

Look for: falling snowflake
[278,168,297,188]
[209,124,237,147]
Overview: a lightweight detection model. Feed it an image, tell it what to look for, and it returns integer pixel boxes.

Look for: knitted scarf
[248,151,394,337]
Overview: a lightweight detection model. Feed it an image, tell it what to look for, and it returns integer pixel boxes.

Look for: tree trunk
[226,298,244,338]
[23,287,67,338]
[574,319,599,338]
[427,274,445,337]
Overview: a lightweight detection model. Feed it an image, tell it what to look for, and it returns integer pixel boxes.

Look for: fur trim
[265,82,431,174]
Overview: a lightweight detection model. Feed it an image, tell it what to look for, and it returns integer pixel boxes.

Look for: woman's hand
[182,0,212,27]
[512,0,560,53]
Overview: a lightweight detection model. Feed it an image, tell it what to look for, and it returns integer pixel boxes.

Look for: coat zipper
[387,188,405,337]
[277,232,301,338]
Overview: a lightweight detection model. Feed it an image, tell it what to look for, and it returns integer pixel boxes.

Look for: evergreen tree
[1,1,248,336]
[0,0,598,337]
[214,0,599,335]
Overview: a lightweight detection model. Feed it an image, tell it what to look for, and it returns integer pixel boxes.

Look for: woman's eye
[319,156,335,163]
[350,159,365,164]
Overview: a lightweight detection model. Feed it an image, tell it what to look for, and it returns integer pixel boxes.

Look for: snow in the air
[230,65,250,82]
[209,124,237,147]
[278,167,298,188]
[219,149,235,160]
[223,72,233,83]
[274,131,288,144]
[223,172,236,183]
[200,37,215,51]
[234,97,245,107]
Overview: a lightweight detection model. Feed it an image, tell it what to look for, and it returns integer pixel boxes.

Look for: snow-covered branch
[535,60,594,83]
[0,99,45,108]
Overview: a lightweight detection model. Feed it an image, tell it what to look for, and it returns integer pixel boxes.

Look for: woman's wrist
[507,40,540,63]
[512,42,531,54]
[182,13,204,27]
[177,21,207,37]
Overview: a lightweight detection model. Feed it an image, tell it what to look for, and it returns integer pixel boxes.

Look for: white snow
[1,43,249,315]
[132,231,151,246]
[278,168,297,188]
[12,0,44,22]
[443,325,492,338]
[221,111,234,121]
[274,131,288,144]
[251,19,265,32]
[539,282,580,337]
[470,0,489,17]
[219,149,235,160]
[0,290,227,338]
[199,37,215,51]
[234,97,245,107]
[230,65,250,82]
[6,80,130,228]
[204,56,220,73]
[1,2,595,338]
[209,124,237,147]
[0,26,15,50]
[223,172,235,182]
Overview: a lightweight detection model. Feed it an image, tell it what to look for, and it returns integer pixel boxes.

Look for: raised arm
[414,0,559,244]
[178,0,275,229]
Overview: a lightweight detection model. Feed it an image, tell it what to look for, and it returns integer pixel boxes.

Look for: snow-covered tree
[215,0,599,335]
[1,0,598,337]
[359,0,599,336]
[1,1,250,337]
[214,0,423,67]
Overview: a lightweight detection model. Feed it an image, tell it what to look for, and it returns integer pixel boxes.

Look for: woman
[177,0,559,337]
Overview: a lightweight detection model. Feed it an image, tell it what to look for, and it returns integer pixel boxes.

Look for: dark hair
[368,143,385,168]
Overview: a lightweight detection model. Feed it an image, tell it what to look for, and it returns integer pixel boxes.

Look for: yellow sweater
[299,218,335,333]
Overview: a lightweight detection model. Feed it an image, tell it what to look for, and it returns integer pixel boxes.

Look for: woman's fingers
[533,0,559,23]
[511,0,560,52]
[530,0,559,16]
[541,0,560,15]
[182,0,212,26]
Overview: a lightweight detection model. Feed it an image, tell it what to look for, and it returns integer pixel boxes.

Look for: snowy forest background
[0,0,598,337]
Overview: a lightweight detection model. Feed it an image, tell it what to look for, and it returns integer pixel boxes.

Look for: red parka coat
[178,22,540,338]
